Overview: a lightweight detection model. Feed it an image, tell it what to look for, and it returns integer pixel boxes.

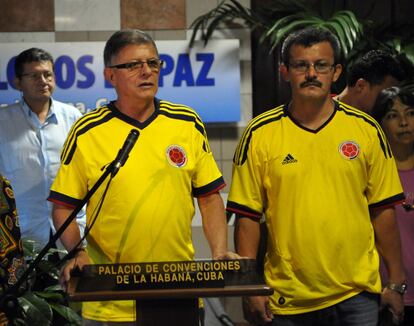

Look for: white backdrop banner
[0,40,240,122]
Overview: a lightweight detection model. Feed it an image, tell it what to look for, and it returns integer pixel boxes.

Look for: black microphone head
[130,129,140,137]
[111,129,140,176]
[127,129,139,145]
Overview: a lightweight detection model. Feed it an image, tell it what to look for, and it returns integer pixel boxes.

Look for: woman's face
[381,97,414,147]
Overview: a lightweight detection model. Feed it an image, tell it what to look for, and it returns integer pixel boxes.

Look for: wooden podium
[67,259,273,326]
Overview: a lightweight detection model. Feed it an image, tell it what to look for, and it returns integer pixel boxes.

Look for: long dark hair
[371,86,414,123]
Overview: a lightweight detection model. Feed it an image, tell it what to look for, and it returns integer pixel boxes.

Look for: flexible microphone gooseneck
[111,129,140,177]
[0,129,141,323]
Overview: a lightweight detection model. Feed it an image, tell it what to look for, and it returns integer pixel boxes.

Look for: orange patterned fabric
[0,174,25,324]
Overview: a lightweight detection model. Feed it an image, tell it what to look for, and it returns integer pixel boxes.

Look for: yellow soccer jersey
[227,101,404,315]
[49,99,225,322]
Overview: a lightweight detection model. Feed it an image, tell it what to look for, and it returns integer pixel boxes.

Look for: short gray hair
[103,29,158,67]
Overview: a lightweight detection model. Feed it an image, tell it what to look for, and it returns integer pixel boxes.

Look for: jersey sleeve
[366,126,404,209]
[192,121,225,197]
[48,129,88,207]
[226,125,264,218]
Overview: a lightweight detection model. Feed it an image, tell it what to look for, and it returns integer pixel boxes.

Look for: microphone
[111,129,140,177]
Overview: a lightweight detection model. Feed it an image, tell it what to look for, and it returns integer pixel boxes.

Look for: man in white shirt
[0,47,85,249]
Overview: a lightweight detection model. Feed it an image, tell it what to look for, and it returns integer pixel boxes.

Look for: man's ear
[280,64,290,81]
[104,67,115,87]
[13,77,22,91]
[332,64,342,82]
[355,78,369,93]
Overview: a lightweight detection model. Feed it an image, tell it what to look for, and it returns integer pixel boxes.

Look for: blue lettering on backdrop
[0,50,218,103]
[7,58,16,90]
[76,55,95,89]
[0,75,7,90]
[173,54,194,87]
[196,53,215,86]
[36,52,216,89]
[159,53,216,87]
[55,55,76,89]
[159,54,174,87]
[0,57,10,90]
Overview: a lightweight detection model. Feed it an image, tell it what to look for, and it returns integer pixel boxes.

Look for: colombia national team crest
[166,145,187,167]
[339,141,360,160]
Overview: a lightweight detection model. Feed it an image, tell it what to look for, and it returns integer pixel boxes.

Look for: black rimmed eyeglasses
[109,59,164,72]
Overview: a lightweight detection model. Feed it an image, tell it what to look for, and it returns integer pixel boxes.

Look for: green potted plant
[5,240,81,326]
[190,0,363,60]
[189,0,414,88]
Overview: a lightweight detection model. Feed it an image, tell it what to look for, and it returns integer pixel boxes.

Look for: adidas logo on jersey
[282,154,298,165]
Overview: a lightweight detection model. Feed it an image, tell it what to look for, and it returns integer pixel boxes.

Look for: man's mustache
[300,80,322,88]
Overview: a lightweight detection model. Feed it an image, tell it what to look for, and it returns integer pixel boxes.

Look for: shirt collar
[21,97,58,124]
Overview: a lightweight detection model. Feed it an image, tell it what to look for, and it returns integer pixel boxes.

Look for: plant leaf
[229,0,251,16]
[337,10,363,35]
[49,303,82,326]
[22,239,36,258]
[323,21,349,57]
[266,12,309,37]
[334,13,356,40]
[331,16,354,47]
[401,43,414,63]
[268,18,323,52]
[33,290,65,302]
[203,9,239,45]
[189,0,264,47]
[44,284,64,292]
[18,292,53,326]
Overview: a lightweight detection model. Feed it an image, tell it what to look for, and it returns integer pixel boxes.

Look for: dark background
[251,0,414,116]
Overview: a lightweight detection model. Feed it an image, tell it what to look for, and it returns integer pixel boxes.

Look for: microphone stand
[0,160,117,323]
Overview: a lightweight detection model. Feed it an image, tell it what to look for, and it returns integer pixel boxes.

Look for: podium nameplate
[67,259,273,326]
[72,259,265,293]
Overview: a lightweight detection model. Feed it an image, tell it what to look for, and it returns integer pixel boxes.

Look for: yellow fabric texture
[50,100,224,321]
[227,102,404,314]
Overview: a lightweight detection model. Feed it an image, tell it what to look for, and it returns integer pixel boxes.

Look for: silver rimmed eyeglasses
[289,61,335,74]
[20,71,54,81]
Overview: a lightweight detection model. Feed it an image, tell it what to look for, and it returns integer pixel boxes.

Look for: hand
[60,250,90,291]
[242,296,273,325]
[381,287,405,324]
[213,251,243,260]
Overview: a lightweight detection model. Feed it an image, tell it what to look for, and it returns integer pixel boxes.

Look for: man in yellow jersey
[334,50,405,113]
[227,27,406,326]
[48,29,236,325]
